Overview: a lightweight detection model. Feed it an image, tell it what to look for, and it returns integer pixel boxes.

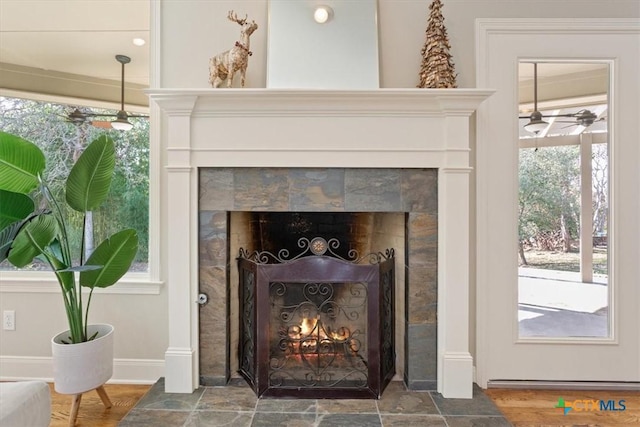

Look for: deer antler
[227,10,247,25]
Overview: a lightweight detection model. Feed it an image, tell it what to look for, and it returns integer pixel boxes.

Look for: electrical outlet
[3,310,15,330]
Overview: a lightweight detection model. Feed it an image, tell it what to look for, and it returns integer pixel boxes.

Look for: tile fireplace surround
[148,89,493,399]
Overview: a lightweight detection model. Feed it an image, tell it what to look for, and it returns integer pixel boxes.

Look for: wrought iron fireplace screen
[237,237,395,399]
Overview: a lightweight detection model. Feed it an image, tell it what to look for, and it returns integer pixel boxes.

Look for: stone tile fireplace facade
[198,168,438,394]
[149,89,492,398]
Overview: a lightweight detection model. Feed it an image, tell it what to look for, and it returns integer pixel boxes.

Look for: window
[0,96,151,280]
[517,61,609,339]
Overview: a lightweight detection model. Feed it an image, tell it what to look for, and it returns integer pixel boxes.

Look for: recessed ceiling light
[314,6,333,24]
[132,38,146,47]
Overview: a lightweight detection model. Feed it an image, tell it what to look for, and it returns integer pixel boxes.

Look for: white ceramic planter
[51,324,114,395]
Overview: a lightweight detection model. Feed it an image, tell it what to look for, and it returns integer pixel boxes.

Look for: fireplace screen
[238,237,395,398]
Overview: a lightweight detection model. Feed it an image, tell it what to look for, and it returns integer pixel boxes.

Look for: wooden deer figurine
[209,11,258,88]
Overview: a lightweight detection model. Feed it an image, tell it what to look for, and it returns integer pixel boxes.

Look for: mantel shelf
[147,88,495,116]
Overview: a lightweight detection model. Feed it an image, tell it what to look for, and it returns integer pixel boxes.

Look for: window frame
[0,88,162,295]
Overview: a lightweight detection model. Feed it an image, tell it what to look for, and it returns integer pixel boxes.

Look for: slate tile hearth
[119,378,511,427]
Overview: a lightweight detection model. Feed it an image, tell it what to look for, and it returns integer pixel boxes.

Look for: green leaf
[7,215,58,267]
[80,229,138,289]
[0,131,46,194]
[0,189,35,230]
[59,265,102,273]
[0,221,23,262]
[66,135,115,212]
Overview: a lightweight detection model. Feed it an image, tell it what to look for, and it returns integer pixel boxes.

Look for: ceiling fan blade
[65,107,89,123]
[90,121,114,129]
[86,113,117,118]
[540,113,577,118]
[127,113,149,119]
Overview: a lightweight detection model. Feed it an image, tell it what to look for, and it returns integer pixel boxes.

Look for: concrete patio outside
[518,267,608,337]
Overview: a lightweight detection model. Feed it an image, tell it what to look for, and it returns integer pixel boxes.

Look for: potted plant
[0,130,138,397]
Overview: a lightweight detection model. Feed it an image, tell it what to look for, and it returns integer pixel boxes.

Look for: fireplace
[237,236,395,398]
[149,88,492,398]
[199,168,430,393]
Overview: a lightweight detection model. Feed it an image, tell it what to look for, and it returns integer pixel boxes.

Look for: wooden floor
[49,383,150,427]
[485,388,640,427]
[48,383,640,427]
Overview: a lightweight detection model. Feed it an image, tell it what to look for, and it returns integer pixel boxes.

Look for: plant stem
[84,289,95,339]
[41,180,72,266]
[40,178,85,342]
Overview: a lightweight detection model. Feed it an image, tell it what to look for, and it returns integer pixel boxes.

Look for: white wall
[2,0,637,385]
[159,0,640,88]
[0,285,167,383]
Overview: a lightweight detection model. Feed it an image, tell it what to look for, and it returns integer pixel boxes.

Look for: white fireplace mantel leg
[437,113,474,398]
[438,168,473,398]
[157,95,200,393]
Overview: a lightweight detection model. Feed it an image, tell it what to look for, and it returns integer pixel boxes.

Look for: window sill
[0,271,163,295]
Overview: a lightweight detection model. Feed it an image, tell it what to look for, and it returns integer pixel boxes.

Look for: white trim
[148,0,162,284]
[487,380,640,391]
[442,352,474,398]
[0,356,164,385]
[0,88,148,115]
[476,18,640,34]
[0,272,161,295]
[164,348,196,393]
[476,18,640,387]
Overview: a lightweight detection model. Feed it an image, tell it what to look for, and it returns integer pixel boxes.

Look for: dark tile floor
[119,378,512,427]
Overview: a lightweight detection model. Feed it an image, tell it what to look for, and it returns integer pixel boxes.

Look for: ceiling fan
[519,62,605,134]
[64,55,148,131]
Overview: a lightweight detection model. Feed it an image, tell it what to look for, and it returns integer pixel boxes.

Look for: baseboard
[441,352,474,398]
[487,380,640,391]
[0,355,164,384]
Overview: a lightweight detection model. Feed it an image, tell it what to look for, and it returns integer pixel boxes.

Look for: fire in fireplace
[270,280,368,388]
[237,237,395,398]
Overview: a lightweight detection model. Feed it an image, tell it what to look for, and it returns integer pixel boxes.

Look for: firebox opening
[243,212,401,261]
[228,211,407,396]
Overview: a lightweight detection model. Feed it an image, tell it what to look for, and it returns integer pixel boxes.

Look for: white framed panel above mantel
[266,1,380,89]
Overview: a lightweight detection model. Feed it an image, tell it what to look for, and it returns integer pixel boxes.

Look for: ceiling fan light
[111,110,133,131]
[524,119,549,134]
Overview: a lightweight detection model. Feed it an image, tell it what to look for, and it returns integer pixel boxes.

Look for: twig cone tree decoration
[418,0,458,88]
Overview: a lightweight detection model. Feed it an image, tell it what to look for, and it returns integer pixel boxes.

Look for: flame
[298,316,345,342]
[300,317,316,336]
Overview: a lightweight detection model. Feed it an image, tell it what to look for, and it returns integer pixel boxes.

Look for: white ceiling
[0,0,150,86]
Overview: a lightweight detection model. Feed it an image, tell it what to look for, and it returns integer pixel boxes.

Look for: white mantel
[148,88,493,398]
